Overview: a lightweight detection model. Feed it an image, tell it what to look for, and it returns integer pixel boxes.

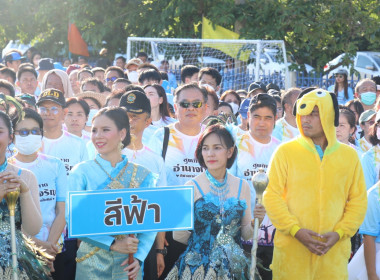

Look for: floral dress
[166,179,250,280]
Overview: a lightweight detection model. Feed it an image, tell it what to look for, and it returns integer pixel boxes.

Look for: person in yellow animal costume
[263,87,367,279]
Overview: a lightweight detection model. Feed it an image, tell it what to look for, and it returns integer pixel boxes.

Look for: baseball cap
[239,98,251,119]
[375,110,380,123]
[3,52,25,62]
[359,109,376,124]
[119,90,151,114]
[36,58,54,71]
[126,58,143,69]
[266,83,280,92]
[248,82,266,93]
[19,94,37,108]
[36,89,66,107]
[335,69,348,76]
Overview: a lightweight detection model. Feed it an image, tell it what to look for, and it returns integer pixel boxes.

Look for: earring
[118,140,124,152]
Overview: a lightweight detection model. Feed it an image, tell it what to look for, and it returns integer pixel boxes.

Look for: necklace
[206,170,229,224]
[94,158,129,189]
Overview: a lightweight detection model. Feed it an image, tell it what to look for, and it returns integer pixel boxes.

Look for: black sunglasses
[179,101,203,109]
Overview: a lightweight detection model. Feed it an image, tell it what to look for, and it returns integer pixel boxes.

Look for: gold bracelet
[75,247,100,263]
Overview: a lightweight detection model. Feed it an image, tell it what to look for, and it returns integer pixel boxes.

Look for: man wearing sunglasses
[148,83,208,279]
[104,66,125,89]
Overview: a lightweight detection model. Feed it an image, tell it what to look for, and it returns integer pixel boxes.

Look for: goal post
[127,37,290,90]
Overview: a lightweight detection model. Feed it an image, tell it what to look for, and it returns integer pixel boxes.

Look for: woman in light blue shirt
[67,107,156,280]
[328,69,354,105]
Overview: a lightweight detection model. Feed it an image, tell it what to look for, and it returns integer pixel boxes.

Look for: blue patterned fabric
[168,191,250,279]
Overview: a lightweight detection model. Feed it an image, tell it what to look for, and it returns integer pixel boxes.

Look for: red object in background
[68,23,89,57]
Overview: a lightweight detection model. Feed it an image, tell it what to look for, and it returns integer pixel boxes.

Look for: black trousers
[143,241,158,280]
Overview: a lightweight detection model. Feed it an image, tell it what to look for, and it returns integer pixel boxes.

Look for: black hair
[137,52,148,59]
[236,89,248,98]
[81,77,105,93]
[78,56,88,63]
[77,69,94,81]
[199,67,222,86]
[160,71,169,81]
[114,78,131,86]
[138,69,162,84]
[195,124,237,169]
[105,89,126,106]
[339,106,356,144]
[92,67,105,75]
[0,67,16,84]
[31,52,42,64]
[116,56,126,63]
[249,93,277,117]
[125,84,145,94]
[0,80,15,97]
[181,65,200,83]
[345,99,364,125]
[372,76,380,85]
[105,66,125,79]
[0,110,14,137]
[174,83,208,103]
[220,90,242,106]
[137,63,160,72]
[66,97,90,117]
[143,84,171,121]
[12,108,44,137]
[201,86,219,110]
[333,73,349,100]
[93,107,131,147]
[218,101,233,113]
[17,65,38,80]
[281,87,301,112]
[83,97,102,109]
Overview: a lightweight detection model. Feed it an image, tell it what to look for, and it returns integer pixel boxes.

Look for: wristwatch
[156,247,167,256]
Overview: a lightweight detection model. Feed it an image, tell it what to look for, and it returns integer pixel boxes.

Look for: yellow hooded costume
[263,88,367,279]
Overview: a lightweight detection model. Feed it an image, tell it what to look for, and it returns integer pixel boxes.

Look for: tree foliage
[0,0,379,71]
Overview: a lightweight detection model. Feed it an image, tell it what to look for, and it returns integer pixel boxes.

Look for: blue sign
[68,186,194,238]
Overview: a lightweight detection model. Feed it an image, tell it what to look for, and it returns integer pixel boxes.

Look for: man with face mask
[10,108,68,279]
[37,88,89,279]
[126,58,143,84]
[355,78,377,111]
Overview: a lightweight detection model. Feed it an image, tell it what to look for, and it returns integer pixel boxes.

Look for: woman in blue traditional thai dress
[166,123,263,280]
[67,107,156,280]
[0,111,48,279]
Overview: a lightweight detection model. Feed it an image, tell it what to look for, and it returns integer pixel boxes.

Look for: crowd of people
[0,47,378,280]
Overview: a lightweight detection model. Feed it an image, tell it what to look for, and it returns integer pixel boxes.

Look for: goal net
[127,37,290,91]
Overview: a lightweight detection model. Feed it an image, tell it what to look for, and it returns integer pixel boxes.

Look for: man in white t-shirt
[231,93,280,280]
[119,90,167,279]
[36,88,89,279]
[37,89,89,175]
[148,83,208,279]
[272,88,301,142]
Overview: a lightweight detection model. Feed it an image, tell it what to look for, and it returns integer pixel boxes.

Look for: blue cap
[239,98,251,119]
[54,62,66,71]
[3,52,25,62]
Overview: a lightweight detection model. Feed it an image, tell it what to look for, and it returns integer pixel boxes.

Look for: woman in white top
[143,84,176,128]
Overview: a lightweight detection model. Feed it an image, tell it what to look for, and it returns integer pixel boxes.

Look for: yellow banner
[201,17,250,62]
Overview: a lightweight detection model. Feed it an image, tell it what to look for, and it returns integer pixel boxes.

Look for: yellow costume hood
[293,88,340,156]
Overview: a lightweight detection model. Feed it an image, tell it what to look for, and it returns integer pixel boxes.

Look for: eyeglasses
[105,76,118,83]
[38,106,60,115]
[15,128,41,137]
[179,101,203,109]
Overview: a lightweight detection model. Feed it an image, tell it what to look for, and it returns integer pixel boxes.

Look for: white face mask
[15,135,41,155]
[128,71,139,83]
[228,102,239,115]
[86,109,99,127]
[377,126,380,140]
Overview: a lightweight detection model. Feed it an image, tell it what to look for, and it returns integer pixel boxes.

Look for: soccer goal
[127,37,290,90]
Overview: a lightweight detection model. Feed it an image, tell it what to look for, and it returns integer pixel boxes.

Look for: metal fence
[295,72,374,90]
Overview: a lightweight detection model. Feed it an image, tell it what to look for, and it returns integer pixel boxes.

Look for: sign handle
[128,234,135,280]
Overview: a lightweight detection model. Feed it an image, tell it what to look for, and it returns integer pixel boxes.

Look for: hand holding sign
[110,236,139,254]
